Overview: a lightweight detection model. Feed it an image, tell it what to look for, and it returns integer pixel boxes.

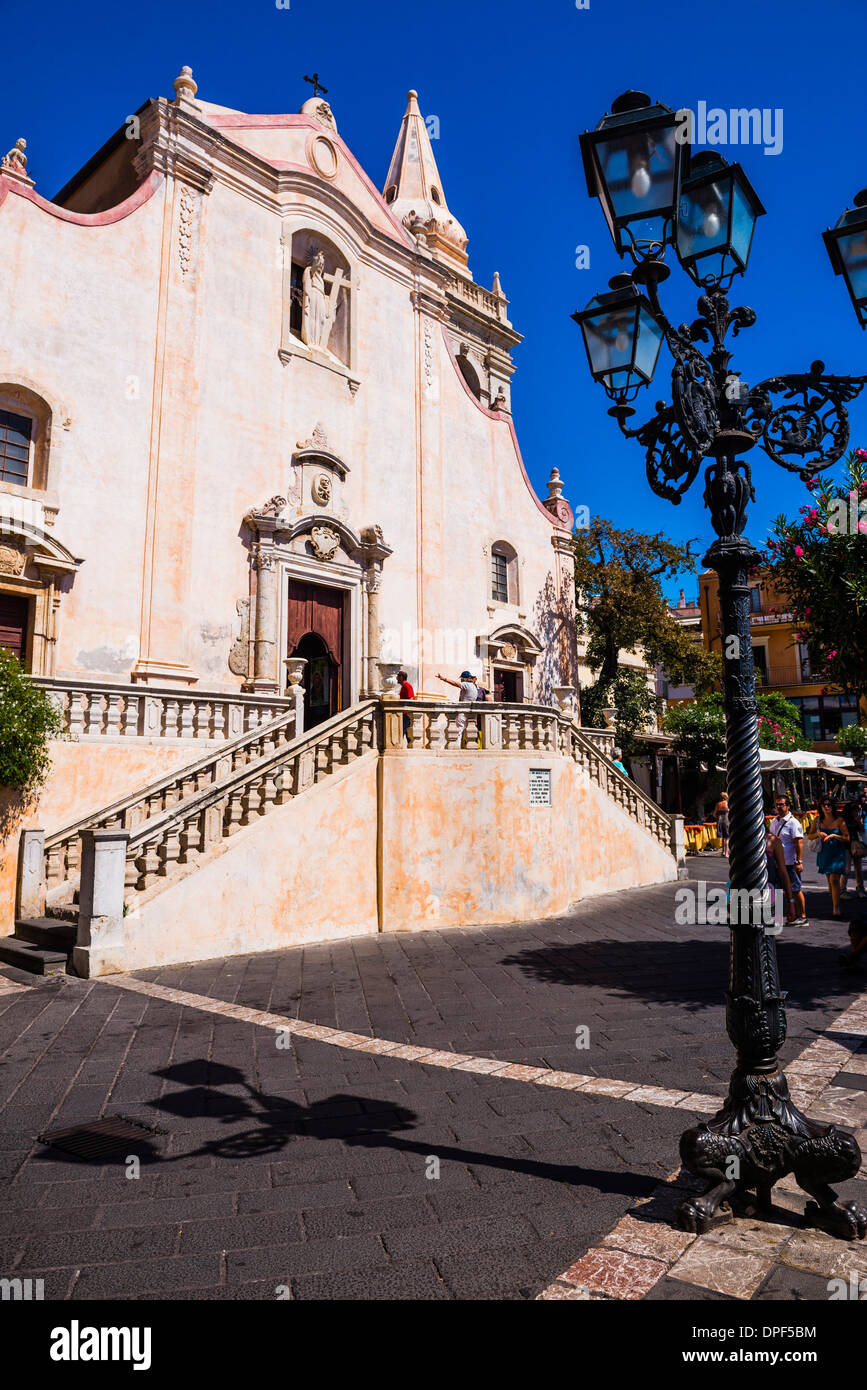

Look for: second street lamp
[824,189,867,328]
[577,91,867,1241]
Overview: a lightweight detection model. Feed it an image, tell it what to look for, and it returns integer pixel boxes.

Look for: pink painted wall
[90,750,675,974]
[0,740,209,930]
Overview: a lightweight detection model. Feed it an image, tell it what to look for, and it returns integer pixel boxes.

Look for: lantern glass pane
[730,179,757,267]
[634,306,664,381]
[595,124,678,240]
[677,177,730,266]
[582,301,639,381]
[839,223,867,305]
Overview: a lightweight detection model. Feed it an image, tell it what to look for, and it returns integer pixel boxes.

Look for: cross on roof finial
[303,72,328,99]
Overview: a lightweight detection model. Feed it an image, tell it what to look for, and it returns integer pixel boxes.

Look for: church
[0,68,680,976]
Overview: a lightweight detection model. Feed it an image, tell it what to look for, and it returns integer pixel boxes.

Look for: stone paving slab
[1,857,866,1301]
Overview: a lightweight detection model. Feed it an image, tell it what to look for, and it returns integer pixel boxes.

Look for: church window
[491,543,518,604]
[492,550,508,602]
[385,185,397,204]
[0,410,33,486]
[430,186,442,205]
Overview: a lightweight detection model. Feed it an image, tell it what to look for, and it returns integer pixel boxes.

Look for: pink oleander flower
[828,650,839,659]
[859,518,867,534]
[804,607,811,615]
[794,545,804,557]
[855,448,867,461]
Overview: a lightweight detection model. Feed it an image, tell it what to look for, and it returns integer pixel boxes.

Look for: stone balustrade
[33,677,293,742]
[37,697,674,955]
[121,701,378,897]
[381,700,673,853]
[44,703,301,897]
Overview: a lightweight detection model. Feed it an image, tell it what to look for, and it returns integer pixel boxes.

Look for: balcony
[754,665,822,689]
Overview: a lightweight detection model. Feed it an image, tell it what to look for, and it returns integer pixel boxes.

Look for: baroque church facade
[0,69,679,974]
[0,69,578,719]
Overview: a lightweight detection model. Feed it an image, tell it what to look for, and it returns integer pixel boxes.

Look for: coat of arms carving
[309,525,340,561]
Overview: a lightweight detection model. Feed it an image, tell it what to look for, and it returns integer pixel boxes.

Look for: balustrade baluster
[135,841,161,890]
[225,788,245,835]
[45,843,64,888]
[179,700,195,739]
[156,828,181,875]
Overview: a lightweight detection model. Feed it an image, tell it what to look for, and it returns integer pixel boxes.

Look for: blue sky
[3,0,866,601]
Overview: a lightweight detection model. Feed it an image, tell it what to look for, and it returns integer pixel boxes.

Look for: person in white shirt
[437,670,479,747]
[770,795,807,926]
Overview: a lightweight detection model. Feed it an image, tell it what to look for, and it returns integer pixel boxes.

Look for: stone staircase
[1,699,679,976]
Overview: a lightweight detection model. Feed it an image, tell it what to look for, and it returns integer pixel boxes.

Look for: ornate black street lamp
[576,92,867,1240]
[824,190,867,328]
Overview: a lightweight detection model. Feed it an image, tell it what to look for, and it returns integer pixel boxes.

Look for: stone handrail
[122,701,379,899]
[44,702,300,896]
[568,726,673,851]
[42,697,674,930]
[33,677,293,741]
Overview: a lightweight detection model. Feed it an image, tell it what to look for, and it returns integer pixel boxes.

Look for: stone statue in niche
[301,251,344,352]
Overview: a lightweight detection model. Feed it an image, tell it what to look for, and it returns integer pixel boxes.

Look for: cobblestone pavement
[0,857,865,1301]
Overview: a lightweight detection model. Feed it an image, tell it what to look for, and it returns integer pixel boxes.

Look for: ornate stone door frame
[244,503,391,700]
[277,557,361,708]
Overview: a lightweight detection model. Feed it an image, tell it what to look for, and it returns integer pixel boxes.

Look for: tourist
[809,798,850,920]
[715,791,730,857]
[436,670,478,747]
[397,668,414,741]
[841,798,866,899]
[766,828,793,925]
[611,746,629,778]
[770,795,808,927]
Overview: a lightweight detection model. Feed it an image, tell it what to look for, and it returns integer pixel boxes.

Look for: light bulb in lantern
[630,163,651,199]
[614,329,629,351]
[703,209,721,238]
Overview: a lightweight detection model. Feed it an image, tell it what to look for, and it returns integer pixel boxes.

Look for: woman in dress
[809,797,850,919]
[714,792,730,857]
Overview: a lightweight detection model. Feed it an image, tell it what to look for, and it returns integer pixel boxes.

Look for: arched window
[0,384,51,492]
[490,542,518,604]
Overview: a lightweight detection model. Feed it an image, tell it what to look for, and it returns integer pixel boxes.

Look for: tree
[0,650,63,795]
[580,666,660,758]
[763,448,867,704]
[837,723,867,763]
[573,517,721,693]
[663,692,809,769]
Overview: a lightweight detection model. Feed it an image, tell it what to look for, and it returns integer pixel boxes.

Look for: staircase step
[0,937,69,976]
[16,917,77,950]
[46,905,78,923]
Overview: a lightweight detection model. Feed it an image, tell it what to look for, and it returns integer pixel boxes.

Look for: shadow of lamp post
[573,90,867,1240]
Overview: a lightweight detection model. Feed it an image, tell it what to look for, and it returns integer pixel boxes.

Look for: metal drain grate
[37,1116,165,1159]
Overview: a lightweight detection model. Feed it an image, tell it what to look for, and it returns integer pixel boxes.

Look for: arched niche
[279,227,357,389]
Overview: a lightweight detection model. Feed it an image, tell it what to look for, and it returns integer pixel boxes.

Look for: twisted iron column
[676,455,866,1239]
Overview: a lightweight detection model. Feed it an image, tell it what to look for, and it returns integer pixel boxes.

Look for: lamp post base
[677,1066,867,1240]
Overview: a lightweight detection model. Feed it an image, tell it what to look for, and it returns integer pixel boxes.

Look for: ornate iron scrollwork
[628,402,701,503]
[746,360,867,476]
